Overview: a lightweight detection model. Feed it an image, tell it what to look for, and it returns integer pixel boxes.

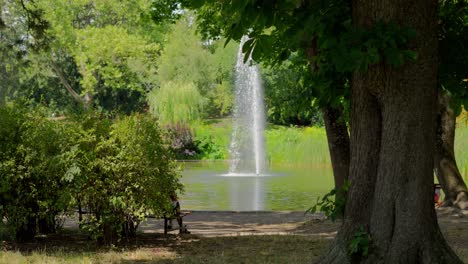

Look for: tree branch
[50,59,84,104]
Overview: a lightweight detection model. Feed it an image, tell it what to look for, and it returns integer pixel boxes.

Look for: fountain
[228,37,267,176]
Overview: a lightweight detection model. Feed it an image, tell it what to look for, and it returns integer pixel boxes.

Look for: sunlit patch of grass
[0,248,177,264]
[0,235,329,264]
[266,125,330,166]
[193,119,331,166]
[455,124,468,180]
[192,119,468,179]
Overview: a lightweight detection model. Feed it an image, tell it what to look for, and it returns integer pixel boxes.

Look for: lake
[179,161,334,211]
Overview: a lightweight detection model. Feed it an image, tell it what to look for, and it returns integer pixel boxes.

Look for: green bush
[194,136,225,160]
[0,104,75,241]
[0,105,182,243]
[69,113,182,243]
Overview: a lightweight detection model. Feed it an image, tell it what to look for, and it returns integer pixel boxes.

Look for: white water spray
[228,37,267,176]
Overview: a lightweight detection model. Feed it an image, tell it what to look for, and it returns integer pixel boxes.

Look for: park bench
[163,211,191,234]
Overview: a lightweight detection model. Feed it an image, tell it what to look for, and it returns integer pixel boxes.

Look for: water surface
[179,161,334,211]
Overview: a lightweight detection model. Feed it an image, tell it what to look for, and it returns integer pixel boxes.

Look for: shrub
[194,136,225,160]
[70,113,182,243]
[306,181,349,221]
[163,122,199,160]
[0,106,182,243]
[0,104,74,241]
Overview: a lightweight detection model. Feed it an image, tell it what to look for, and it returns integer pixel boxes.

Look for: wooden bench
[163,211,191,234]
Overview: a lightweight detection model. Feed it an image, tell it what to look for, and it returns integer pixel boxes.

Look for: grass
[192,120,330,167]
[455,124,468,180]
[0,234,329,264]
[1,219,467,263]
[192,119,468,178]
[266,125,330,166]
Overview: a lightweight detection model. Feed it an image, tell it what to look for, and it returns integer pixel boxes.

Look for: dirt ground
[136,207,468,259]
[3,207,467,260]
[136,208,468,237]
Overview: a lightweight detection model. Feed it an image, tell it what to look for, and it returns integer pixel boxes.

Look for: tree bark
[322,106,350,190]
[319,0,462,263]
[434,91,468,209]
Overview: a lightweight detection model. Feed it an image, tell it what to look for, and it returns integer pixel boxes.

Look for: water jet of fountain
[228,37,267,176]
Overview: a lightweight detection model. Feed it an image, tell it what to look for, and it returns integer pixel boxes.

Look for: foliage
[0,103,75,241]
[190,119,232,158]
[306,181,349,221]
[162,123,225,160]
[175,1,418,117]
[163,123,199,159]
[67,112,182,243]
[152,16,236,118]
[438,0,468,116]
[348,227,371,258]
[148,81,206,124]
[262,57,324,126]
[73,26,156,110]
[0,104,182,243]
[194,136,225,160]
[3,0,168,114]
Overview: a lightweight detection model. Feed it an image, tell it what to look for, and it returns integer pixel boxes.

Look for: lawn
[1,209,467,264]
[1,233,328,264]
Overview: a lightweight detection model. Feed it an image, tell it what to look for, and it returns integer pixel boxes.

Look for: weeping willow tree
[147,81,206,124]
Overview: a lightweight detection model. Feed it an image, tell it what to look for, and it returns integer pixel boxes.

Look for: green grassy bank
[192,119,330,166]
[456,123,468,180]
[193,119,468,178]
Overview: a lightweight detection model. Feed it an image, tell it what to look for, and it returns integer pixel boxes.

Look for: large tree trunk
[319,0,462,263]
[434,91,468,209]
[322,106,350,190]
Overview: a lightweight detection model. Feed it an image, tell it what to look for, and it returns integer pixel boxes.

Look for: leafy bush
[0,105,182,243]
[194,136,225,160]
[0,104,75,241]
[69,113,183,243]
[306,181,349,221]
[163,123,199,160]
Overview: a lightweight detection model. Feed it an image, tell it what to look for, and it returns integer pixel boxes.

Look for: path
[138,211,328,237]
[63,208,467,239]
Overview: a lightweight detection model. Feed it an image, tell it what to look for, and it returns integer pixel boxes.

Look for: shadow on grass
[1,229,330,264]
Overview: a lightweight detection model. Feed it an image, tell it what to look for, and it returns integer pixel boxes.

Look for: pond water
[179,161,334,211]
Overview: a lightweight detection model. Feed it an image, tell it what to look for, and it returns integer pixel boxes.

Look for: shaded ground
[1,208,467,263]
[138,211,331,237]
